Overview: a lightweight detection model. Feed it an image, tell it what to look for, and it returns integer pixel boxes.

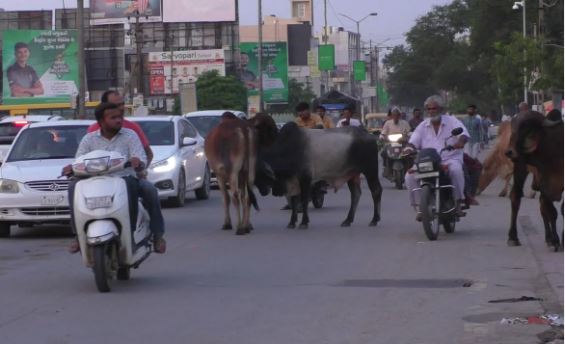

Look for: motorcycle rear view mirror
[451,127,463,136]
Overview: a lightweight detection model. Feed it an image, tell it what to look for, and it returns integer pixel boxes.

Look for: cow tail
[248,186,260,211]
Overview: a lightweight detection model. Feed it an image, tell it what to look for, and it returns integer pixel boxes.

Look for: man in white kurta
[404,96,470,218]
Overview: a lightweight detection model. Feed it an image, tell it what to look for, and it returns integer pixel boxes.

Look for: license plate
[41,195,65,206]
[391,143,402,147]
[415,172,439,179]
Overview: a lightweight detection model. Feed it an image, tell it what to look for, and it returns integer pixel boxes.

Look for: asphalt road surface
[0,175,562,344]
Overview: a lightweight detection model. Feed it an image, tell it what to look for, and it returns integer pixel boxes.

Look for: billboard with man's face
[90,0,162,25]
[2,30,79,105]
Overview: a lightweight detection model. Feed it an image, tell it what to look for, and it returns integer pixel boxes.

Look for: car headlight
[388,134,403,142]
[85,196,114,210]
[417,161,434,172]
[0,179,19,193]
[151,156,177,173]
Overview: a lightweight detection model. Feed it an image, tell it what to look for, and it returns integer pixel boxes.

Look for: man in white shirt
[336,106,362,127]
[404,95,470,220]
[381,107,411,137]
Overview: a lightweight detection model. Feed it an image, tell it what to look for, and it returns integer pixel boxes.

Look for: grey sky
[0,0,452,45]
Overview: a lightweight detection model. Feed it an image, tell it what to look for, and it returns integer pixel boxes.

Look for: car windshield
[7,125,88,162]
[185,116,221,138]
[135,121,175,146]
[0,122,31,144]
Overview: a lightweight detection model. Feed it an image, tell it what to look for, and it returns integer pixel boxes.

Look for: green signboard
[377,83,390,110]
[353,61,366,81]
[239,42,288,103]
[2,30,79,105]
[318,44,335,71]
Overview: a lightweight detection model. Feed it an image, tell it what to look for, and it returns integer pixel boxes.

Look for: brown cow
[204,113,258,235]
[477,121,536,198]
[505,111,564,251]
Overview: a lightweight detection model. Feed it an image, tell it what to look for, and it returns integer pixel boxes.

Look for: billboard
[163,0,236,23]
[239,42,288,103]
[353,61,366,81]
[148,49,226,95]
[2,30,79,105]
[90,0,162,25]
[318,44,335,71]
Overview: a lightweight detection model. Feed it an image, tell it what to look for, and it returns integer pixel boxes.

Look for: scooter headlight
[85,196,114,210]
[387,134,403,142]
[417,161,434,172]
[84,157,111,174]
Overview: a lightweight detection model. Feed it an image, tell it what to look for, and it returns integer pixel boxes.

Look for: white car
[0,115,64,162]
[184,110,247,138]
[129,116,210,207]
[0,120,92,237]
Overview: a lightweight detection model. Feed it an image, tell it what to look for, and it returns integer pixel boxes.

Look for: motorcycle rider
[64,102,167,254]
[403,95,470,220]
[380,107,411,179]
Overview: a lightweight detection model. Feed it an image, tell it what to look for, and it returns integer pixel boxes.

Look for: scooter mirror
[451,127,464,136]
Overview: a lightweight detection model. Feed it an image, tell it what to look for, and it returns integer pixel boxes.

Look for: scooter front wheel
[393,169,404,189]
[93,243,114,293]
[420,185,440,241]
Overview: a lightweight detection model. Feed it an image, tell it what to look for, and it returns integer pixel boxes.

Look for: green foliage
[276,78,316,113]
[195,70,247,112]
[383,0,564,110]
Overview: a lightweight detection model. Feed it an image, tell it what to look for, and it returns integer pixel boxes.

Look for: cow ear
[522,132,539,153]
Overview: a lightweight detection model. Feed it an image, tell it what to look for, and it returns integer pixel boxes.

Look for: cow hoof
[299,223,308,229]
[247,224,254,232]
[498,192,507,198]
[287,224,296,229]
[369,221,379,227]
[507,239,521,247]
[236,228,248,235]
[222,224,233,230]
[341,221,352,227]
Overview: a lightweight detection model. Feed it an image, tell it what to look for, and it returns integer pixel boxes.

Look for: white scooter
[71,150,152,293]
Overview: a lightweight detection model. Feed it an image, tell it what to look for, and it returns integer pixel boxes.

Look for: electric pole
[77,0,86,118]
[134,10,144,97]
[258,0,264,112]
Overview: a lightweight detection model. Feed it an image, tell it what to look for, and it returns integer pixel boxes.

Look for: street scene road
[0,174,562,344]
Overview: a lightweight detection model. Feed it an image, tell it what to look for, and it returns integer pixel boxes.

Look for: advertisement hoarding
[318,44,335,71]
[90,0,162,25]
[353,61,366,81]
[163,0,236,23]
[148,49,226,95]
[239,42,288,103]
[2,30,79,105]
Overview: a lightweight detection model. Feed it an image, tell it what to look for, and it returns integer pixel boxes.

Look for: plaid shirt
[76,128,147,178]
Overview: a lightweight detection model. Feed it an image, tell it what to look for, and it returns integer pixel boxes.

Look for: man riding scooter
[403,95,469,221]
[381,107,411,186]
[64,102,167,254]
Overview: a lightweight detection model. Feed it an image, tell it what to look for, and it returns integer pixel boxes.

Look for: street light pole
[521,1,527,103]
[258,0,264,112]
[77,0,86,118]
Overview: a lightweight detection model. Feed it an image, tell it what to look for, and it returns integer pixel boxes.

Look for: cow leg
[299,176,311,229]
[540,194,560,251]
[341,175,362,227]
[287,195,299,229]
[240,180,251,234]
[508,162,527,246]
[365,172,383,226]
[499,175,511,198]
[218,180,232,230]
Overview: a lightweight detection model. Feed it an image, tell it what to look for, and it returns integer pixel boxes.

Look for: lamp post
[258,0,264,112]
[339,12,377,100]
[512,1,527,103]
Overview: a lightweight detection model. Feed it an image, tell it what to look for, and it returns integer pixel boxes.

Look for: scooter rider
[380,107,411,178]
[64,102,167,254]
[403,95,469,220]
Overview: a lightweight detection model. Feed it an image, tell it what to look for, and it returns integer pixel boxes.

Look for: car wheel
[168,169,186,208]
[0,223,10,238]
[195,165,211,200]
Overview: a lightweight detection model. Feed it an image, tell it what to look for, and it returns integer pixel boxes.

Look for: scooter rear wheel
[117,267,131,280]
[312,193,325,209]
[93,244,113,293]
[442,218,456,234]
[420,185,440,241]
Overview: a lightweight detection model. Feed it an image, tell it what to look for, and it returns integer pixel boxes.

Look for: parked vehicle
[71,150,152,293]
[0,120,92,237]
[129,116,210,207]
[184,110,247,138]
[411,128,464,240]
[0,115,64,162]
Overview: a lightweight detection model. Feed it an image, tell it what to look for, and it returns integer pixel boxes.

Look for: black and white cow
[253,120,383,229]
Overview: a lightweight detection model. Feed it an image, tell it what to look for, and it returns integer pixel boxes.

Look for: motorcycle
[410,128,464,241]
[383,133,411,189]
[71,150,152,293]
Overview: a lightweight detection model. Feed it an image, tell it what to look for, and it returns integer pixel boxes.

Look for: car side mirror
[182,137,197,146]
[451,127,463,136]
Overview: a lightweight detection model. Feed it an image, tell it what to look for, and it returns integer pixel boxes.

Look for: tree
[195,70,247,112]
[273,78,316,113]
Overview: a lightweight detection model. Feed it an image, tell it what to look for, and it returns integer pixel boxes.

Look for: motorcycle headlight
[388,134,403,142]
[151,156,177,173]
[85,196,114,210]
[0,179,19,193]
[417,161,434,172]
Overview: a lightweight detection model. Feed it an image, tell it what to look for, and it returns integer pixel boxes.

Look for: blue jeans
[139,179,165,239]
